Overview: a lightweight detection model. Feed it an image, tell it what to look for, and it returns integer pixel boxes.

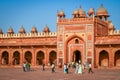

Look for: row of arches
[99,50,120,67]
[1,50,57,65]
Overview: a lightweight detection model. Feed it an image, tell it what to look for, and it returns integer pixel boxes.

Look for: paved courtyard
[0,67,120,80]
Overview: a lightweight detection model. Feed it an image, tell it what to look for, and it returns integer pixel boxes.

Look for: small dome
[96,4,109,16]
[7,27,14,34]
[31,26,38,33]
[0,28,3,34]
[57,10,65,17]
[108,22,115,30]
[73,9,79,15]
[19,26,26,33]
[78,6,86,17]
[43,25,50,33]
[88,8,94,16]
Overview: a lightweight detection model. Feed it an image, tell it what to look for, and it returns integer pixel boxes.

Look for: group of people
[22,62,31,72]
[41,63,55,73]
[75,62,94,74]
[63,61,94,74]
[22,61,94,74]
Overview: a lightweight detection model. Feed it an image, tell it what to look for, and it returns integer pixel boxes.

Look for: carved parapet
[58,17,94,25]
[109,30,120,35]
[0,32,57,38]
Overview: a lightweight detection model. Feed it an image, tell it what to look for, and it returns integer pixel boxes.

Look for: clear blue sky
[0,0,120,33]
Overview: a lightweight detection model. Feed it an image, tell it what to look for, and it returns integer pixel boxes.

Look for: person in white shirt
[88,63,94,73]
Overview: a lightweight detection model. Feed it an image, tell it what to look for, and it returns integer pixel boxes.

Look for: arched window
[75,39,79,44]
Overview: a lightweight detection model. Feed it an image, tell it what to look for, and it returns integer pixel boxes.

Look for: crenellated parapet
[109,30,120,35]
[0,32,57,38]
[58,17,107,26]
[58,17,94,25]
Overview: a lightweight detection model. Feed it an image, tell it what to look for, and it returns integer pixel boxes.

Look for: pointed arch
[114,50,120,67]
[24,51,32,63]
[65,34,85,45]
[36,51,44,65]
[13,51,20,65]
[64,34,85,63]
[49,50,57,65]
[1,51,9,65]
[99,50,109,67]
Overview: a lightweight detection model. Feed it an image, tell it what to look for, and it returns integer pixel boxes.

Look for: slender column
[9,48,13,66]
[32,48,35,66]
[109,46,114,68]
[45,48,48,66]
[34,48,36,66]
[102,16,104,21]
[44,50,47,66]
[22,48,25,62]
[95,48,99,68]
[20,48,23,65]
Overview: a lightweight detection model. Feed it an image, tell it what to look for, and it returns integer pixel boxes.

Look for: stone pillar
[9,49,13,66]
[20,48,23,65]
[44,51,47,66]
[109,47,114,68]
[102,16,104,21]
[34,49,36,66]
[46,48,48,66]
[32,48,35,66]
[22,49,25,62]
[95,49,99,68]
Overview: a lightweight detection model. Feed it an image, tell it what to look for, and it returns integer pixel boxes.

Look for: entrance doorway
[73,50,81,63]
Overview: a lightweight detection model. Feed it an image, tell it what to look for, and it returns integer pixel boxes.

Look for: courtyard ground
[0,67,120,80]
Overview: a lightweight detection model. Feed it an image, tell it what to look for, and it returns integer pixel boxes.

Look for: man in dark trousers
[88,63,94,73]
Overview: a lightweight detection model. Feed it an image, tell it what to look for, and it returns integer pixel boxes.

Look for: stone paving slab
[0,68,120,80]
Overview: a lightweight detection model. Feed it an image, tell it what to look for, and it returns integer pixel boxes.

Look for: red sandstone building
[0,5,120,68]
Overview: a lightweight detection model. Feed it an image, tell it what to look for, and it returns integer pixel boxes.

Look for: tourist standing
[75,62,79,73]
[64,63,68,74]
[64,63,67,73]
[78,63,82,74]
[22,62,26,72]
[26,62,30,71]
[42,63,45,71]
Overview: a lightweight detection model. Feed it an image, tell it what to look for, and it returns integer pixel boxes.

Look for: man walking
[88,63,94,73]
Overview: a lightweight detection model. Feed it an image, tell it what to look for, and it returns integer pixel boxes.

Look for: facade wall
[95,45,120,68]
[0,33,57,67]
[0,6,120,68]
